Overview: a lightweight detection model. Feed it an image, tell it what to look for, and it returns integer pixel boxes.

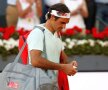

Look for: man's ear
[50,15,56,20]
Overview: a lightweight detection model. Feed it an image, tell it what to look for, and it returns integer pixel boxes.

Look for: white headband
[50,10,70,18]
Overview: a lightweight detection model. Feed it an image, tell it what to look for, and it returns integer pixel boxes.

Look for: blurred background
[0,0,108,90]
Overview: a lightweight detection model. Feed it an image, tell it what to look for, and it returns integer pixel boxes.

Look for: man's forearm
[30,50,77,76]
[31,56,65,70]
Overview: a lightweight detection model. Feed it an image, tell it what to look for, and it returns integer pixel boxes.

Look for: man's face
[51,16,70,32]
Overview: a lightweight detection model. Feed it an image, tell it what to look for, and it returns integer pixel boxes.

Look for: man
[27,3,78,89]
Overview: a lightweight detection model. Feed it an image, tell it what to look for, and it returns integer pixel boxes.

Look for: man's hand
[71,60,78,68]
[61,62,77,76]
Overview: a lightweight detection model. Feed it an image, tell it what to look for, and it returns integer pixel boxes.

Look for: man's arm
[30,50,77,76]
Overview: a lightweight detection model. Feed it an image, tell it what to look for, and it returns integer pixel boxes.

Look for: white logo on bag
[8,81,18,89]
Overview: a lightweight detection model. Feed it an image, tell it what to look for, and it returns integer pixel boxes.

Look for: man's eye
[61,22,65,24]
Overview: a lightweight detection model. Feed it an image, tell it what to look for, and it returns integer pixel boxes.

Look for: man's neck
[44,21,55,34]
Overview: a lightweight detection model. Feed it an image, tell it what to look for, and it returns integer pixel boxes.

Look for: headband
[50,10,70,18]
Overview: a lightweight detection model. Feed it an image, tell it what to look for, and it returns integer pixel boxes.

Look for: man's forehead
[57,18,70,23]
[50,10,71,18]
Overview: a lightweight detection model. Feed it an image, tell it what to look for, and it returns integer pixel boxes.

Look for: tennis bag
[0,26,58,90]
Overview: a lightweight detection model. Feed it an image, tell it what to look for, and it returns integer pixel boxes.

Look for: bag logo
[8,81,18,89]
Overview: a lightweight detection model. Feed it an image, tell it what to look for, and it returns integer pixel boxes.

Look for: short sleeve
[27,28,44,52]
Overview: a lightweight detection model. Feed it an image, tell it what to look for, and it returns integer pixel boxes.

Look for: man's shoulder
[27,27,44,41]
[33,24,45,31]
[27,25,44,38]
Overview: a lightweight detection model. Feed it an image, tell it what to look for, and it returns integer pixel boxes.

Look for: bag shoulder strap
[16,25,45,63]
[22,25,47,59]
[9,26,46,71]
[22,26,45,42]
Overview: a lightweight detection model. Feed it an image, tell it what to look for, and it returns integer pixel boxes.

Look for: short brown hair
[46,3,70,20]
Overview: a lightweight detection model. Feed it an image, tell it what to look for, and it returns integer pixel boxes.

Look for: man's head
[45,3,70,32]
[46,3,70,20]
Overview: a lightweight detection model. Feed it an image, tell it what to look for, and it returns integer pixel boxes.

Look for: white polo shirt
[27,24,64,64]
